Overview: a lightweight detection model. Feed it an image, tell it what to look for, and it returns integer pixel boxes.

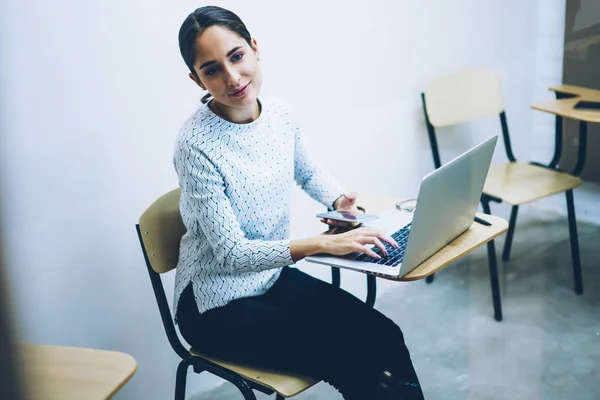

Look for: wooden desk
[330,194,508,320]
[530,84,600,175]
[20,344,137,400]
[532,97,600,124]
[548,84,600,100]
[357,194,508,280]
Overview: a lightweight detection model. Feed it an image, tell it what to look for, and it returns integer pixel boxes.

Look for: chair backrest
[423,69,505,128]
[136,188,189,359]
[422,69,516,170]
[138,188,186,274]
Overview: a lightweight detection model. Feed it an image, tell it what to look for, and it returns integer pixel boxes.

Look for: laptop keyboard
[354,223,411,267]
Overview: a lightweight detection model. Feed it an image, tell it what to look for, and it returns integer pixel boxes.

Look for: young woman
[173,6,424,399]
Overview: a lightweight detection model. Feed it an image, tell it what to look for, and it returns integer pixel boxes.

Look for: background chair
[136,188,321,400]
[420,69,583,313]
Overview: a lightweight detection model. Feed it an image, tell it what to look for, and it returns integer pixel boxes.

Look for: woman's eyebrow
[198,46,243,70]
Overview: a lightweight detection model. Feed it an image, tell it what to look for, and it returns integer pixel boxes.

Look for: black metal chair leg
[571,122,588,176]
[175,360,190,400]
[232,378,257,400]
[276,394,285,400]
[486,239,503,322]
[481,198,503,321]
[566,190,583,295]
[502,206,519,262]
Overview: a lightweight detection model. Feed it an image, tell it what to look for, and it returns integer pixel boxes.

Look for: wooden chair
[136,189,320,400]
[420,69,584,301]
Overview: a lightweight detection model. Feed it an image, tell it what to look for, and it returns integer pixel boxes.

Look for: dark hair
[178,6,253,103]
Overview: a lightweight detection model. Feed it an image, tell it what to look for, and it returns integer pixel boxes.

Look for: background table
[20,344,137,400]
[531,84,600,175]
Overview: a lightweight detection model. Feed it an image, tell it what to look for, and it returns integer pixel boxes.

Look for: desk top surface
[333,194,508,281]
[549,84,600,100]
[20,344,137,400]
[531,97,600,123]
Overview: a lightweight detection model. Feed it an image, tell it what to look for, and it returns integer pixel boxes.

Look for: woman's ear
[189,72,206,90]
[251,38,260,61]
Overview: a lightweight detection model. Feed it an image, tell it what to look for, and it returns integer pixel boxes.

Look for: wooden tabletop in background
[20,344,137,400]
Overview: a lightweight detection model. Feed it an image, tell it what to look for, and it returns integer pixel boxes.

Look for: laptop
[306,135,498,279]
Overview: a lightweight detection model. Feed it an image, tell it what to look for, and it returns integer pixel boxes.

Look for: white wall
[0,0,567,398]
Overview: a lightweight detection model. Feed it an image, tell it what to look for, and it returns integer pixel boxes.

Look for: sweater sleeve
[294,128,346,210]
[176,140,295,273]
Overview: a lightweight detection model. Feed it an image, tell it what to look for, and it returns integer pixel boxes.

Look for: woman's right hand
[322,227,399,260]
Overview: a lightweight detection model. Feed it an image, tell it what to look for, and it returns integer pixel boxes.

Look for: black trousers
[177,267,423,399]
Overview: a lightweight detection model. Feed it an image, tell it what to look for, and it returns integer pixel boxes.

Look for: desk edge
[381,218,509,282]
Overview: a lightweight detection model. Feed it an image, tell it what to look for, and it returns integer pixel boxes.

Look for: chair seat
[190,349,319,397]
[483,162,582,206]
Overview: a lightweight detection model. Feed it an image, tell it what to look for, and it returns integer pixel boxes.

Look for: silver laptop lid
[399,136,498,273]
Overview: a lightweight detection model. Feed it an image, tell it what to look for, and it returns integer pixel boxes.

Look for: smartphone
[316,210,379,224]
[573,100,600,111]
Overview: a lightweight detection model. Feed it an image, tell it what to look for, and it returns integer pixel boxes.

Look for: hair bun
[201,93,213,104]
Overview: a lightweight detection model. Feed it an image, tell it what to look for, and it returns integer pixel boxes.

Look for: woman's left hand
[320,192,361,228]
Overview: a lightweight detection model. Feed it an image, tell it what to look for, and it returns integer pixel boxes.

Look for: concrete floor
[191,210,600,400]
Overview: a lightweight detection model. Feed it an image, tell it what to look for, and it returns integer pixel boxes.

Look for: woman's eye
[205,67,219,76]
[203,53,243,77]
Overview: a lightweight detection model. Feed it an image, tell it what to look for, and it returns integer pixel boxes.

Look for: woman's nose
[223,66,241,87]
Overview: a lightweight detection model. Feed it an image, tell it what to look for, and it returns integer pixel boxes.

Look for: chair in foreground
[420,69,583,305]
[136,188,319,400]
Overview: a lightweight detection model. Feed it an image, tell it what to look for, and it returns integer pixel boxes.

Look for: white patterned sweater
[173,97,345,318]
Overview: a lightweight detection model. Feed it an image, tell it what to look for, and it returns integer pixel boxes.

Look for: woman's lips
[228,83,250,98]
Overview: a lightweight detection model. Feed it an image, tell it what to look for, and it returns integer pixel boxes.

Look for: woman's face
[190,25,262,111]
